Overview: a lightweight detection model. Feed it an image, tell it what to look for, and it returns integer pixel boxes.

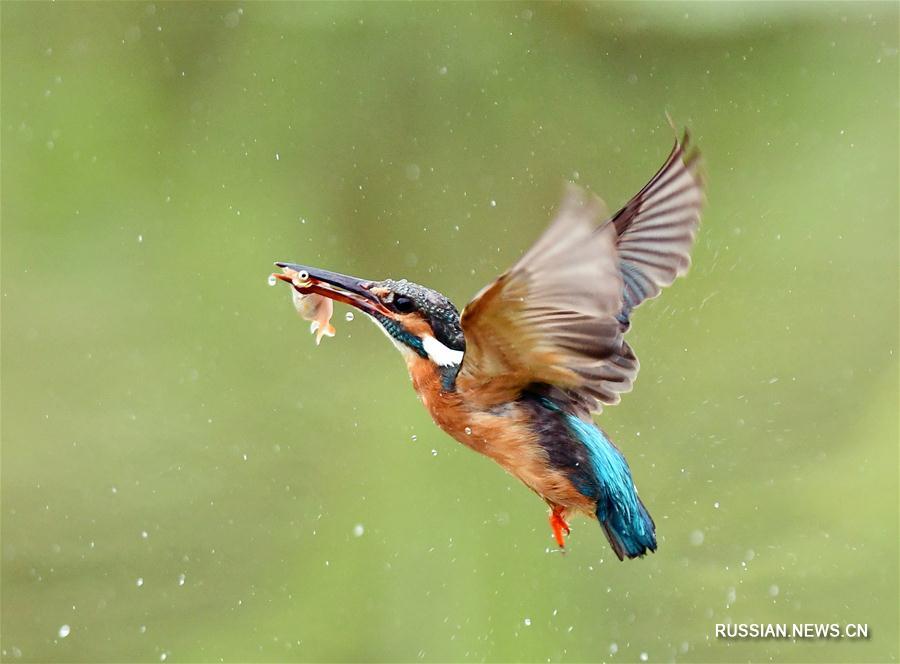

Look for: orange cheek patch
[400,314,431,338]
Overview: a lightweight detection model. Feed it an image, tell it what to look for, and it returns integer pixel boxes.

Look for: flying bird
[272,131,703,559]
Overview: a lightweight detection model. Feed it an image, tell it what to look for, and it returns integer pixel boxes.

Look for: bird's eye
[297,270,310,281]
[394,295,415,313]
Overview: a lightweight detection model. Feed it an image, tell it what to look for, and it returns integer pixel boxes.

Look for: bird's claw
[549,507,571,549]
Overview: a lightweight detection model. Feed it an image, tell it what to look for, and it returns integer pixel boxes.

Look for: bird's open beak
[272,262,394,318]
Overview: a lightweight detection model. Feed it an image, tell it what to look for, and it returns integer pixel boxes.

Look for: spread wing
[456,132,703,416]
[456,186,632,412]
[611,131,704,321]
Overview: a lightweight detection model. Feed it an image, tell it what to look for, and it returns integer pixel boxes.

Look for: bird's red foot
[549,506,571,548]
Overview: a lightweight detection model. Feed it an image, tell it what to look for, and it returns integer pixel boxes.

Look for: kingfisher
[272,131,703,559]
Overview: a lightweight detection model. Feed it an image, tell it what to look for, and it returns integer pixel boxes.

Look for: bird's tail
[599,493,657,561]
[553,404,658,560]
[583,427,657,560]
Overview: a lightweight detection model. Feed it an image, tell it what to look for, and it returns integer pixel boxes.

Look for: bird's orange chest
[405,357,518,458]
[405,356,534,460]
[403,356,589,512]
[406,356,471,440]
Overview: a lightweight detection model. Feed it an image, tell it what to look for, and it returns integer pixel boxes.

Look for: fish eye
[394,295,415,313]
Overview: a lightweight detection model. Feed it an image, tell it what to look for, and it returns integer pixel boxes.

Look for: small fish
[292,288,335,345]
[272,266,336,345]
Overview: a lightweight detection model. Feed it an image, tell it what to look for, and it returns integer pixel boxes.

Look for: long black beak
[272,262,393,318]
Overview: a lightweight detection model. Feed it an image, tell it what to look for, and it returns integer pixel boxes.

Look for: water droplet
[137,234,143,243]
[275,152,280,161]
[610,643,618,654]
[490,199,497,207]
[639,653,648,662]
[58,624,70,638]
[139,625,147,634]
[438,65,448,75]
[268,275,277,287]
[136,577,144,587]
[344,311,354,322]
[352,524,364,537]
[410,434,417,441]
[141,531,149,539]
[464,426,472,435]
[768,584,780,597]
[713,501,720,509]
[177,573,185,586]
[689,530,704,546]
[431,449,438,456]
[160,653,168,662]
[523,617,532,626]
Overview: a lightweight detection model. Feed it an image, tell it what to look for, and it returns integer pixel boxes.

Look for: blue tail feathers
[600,493,657,560]
[558,407,657,560]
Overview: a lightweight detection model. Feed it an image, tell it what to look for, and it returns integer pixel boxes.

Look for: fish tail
[314,322,336,345]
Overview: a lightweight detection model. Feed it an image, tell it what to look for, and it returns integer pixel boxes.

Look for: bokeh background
[2,2,898,662]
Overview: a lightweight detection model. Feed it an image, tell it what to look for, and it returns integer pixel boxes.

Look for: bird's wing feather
[456,186,630,411]
[610,131,704,316]
[457,132,702,415]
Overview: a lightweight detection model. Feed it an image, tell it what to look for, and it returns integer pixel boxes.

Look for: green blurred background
[2,2,898,662]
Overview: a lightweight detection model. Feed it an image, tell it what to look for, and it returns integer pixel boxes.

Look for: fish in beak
[270,263,395,344]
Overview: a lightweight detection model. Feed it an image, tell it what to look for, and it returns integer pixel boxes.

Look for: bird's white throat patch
[422,335,464,366]
[366,314,463,366]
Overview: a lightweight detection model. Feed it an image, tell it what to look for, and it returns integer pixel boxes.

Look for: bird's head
[273,262,466,368]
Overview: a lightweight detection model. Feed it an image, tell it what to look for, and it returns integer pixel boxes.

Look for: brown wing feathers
[611,132,703,316]
[457,188,623,406]
[458,133,703,415]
